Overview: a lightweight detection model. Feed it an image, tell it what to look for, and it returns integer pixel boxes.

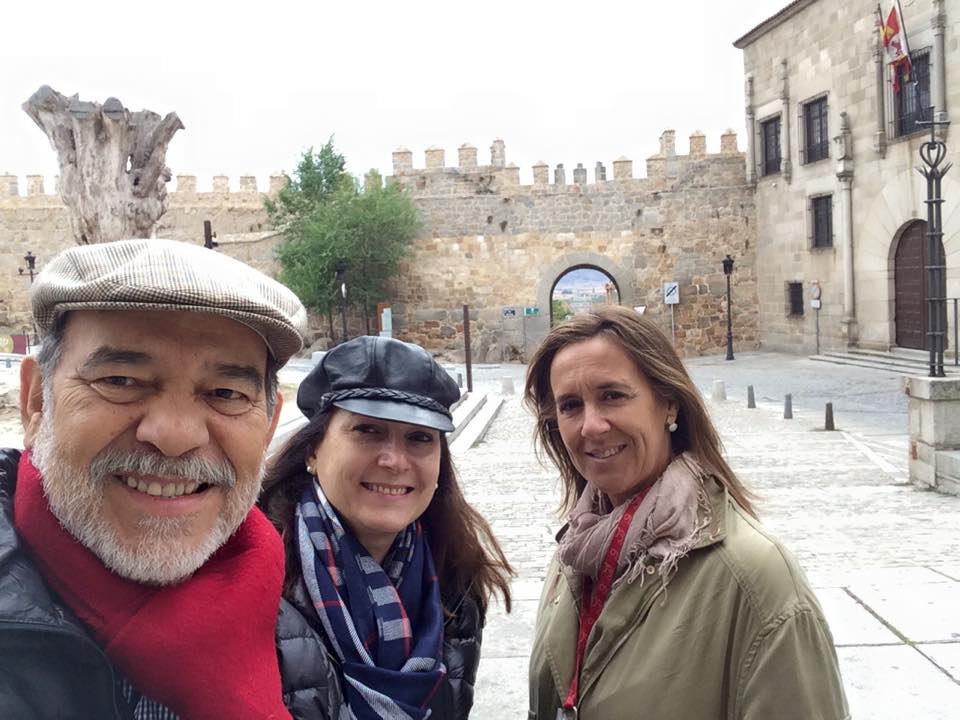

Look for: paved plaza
[453,354,960,720]
[3,352,959,718]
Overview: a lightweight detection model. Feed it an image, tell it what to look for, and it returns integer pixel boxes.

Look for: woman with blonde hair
[524,305,847,720]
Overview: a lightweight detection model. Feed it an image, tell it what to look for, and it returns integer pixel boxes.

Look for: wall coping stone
[903,375,960,401]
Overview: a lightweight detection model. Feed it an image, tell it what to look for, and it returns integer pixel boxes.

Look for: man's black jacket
[0,448,339,719]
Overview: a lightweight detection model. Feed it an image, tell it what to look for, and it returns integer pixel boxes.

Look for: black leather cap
[297,336,460,432]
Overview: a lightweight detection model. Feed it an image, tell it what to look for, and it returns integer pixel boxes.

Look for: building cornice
[733,0,820,49]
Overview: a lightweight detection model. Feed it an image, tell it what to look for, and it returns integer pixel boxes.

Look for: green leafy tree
[270,146,420,339]
[551,298,574,326]
[265,139,348,232]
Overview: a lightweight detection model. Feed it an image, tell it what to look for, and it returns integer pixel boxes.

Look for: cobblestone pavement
[454,356,960,720]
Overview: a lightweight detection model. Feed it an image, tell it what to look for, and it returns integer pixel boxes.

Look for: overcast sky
[1,0,789,191]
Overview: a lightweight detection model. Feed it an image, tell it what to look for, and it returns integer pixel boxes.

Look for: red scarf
[13,452,291,720]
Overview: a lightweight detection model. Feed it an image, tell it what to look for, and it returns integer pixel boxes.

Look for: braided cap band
[319,388,452,419]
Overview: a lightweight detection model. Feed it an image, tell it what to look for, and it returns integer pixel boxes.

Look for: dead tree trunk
[23,85,184,244]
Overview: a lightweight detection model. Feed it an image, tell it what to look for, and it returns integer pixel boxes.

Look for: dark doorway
[894,220,937,350]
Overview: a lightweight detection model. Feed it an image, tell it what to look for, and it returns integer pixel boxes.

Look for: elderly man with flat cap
[0,239,336,719]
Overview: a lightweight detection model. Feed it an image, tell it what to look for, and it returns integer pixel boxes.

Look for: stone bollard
[747,385,756,408]
[501,376,515,395]
[711,380,726,401]
[784,394,793,419]
[824,402,835,431]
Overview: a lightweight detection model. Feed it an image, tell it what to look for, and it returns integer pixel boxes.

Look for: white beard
[30,409,263,586]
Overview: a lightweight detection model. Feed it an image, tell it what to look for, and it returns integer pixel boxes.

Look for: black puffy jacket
[281,558,486,720]
[0,448,339,720]
[0,448,128,718]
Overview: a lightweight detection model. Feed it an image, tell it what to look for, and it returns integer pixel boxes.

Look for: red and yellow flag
[881,4,912,90]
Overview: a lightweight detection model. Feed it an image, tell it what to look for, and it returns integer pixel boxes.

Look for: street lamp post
[18,251,37,283]
[202,220,219,250]
[335,260,348,343]
[722,254,735,361]
[16,251,39,353]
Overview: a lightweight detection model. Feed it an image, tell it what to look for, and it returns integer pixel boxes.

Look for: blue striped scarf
[297,481,446,720]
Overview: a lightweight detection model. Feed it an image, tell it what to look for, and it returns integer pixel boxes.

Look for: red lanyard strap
[563,486,650,711]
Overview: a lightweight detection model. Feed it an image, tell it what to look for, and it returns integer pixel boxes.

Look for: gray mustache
[90,448,237,489]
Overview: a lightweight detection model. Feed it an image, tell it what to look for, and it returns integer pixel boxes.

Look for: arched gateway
[550,265,622,325]
[537,253,634,322]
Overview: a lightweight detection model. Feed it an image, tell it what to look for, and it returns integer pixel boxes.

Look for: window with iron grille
[787,282,804,316]
[803,96,829,163]
[811,195,833,248]
[761,116,781,176]
[894,49,931,138]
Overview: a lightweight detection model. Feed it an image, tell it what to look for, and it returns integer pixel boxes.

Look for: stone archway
[520,253,634,356]
[536,252,634,312]
[550,265,622,325]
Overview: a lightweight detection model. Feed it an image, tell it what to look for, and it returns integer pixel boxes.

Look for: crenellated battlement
[389,131,742,192]
[0,173,290,200]
[1,129,743,201]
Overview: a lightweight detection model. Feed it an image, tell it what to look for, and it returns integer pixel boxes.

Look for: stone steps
[810,348,960,375]
[450,394,504,454]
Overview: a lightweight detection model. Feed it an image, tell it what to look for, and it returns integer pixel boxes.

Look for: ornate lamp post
[917,110,951,377]
[722,254,735,361]
[18,251,37,283]
[335,260,348,343]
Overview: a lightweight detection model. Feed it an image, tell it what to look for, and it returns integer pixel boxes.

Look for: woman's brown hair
[523,305,756,517]
[260,410,514,613]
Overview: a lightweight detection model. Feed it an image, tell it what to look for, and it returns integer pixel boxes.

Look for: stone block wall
[389,134,758,361]
[2,131,759,362]
[0,179,282,331]
[905,374,960,496]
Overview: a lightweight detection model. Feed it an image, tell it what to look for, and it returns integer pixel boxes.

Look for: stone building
[735,0,958,354]
[1,133,759,362]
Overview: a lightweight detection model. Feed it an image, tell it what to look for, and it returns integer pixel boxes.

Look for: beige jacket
[528,477,849,720]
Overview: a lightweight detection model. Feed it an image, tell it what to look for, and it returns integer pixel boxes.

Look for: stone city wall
[0,175,284,334]
[1,131,759,361]
[386,133,758,361]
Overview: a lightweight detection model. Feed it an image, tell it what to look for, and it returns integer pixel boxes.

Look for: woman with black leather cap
[262,335,513,720]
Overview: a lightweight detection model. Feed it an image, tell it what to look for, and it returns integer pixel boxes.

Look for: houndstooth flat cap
[31,238,307,365]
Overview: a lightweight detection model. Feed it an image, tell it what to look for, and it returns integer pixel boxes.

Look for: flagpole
[895,0,912,60]
[894,0,920,95]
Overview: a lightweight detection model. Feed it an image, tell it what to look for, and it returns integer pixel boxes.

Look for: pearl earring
[306,465,315,475]
[667,420,678,433]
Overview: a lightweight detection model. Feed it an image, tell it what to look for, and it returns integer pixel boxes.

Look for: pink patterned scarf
[559,452,712,588]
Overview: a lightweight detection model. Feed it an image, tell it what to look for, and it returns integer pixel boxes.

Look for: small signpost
[664,282,679,344]
[811,281,822,354]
